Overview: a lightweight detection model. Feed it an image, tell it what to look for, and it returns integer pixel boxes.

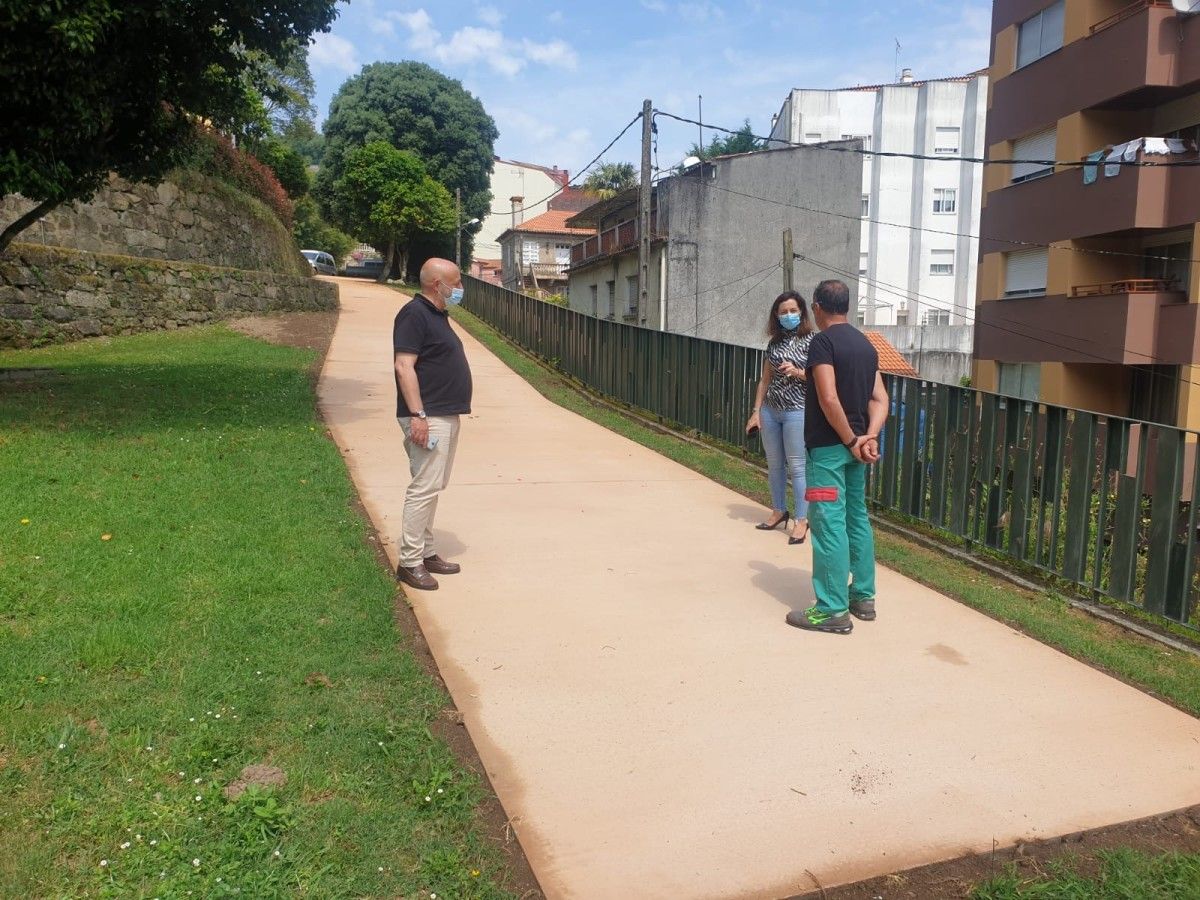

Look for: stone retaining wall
[0,171,308,277]
[0,244,336,348]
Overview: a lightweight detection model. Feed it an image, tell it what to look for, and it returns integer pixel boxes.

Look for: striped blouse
[764,331,814,411]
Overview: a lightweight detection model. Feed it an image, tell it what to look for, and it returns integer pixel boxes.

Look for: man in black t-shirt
[787,280,889,635]
[392,257,473,591]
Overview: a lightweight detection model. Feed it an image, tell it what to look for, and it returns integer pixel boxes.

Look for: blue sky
[308,0,992,178]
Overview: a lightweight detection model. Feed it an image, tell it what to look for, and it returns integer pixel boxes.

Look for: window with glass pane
[606,280,616,317]
[930,250,955,275]
[861,194,870,217]
[805,132,822,142]
[626,275,638,313]
[932,188,957,214]
[1017,1,1064,69]
[859,253,868,276]
[922,309,951,325]
[1004,249,1048,297]
[934,127,960,155]
[522,241,539,265]
[998,362,1041,401]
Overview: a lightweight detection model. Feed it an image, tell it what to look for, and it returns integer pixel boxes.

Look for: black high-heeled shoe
[756,511,791,531]
[789,521,810,545]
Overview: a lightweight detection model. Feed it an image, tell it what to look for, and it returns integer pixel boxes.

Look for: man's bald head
[420,258,460,293]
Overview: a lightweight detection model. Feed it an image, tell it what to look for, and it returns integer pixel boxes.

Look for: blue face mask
[445,285,465,305]
[778,312,801,330]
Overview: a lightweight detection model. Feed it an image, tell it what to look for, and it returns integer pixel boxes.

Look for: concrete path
[318,277,1200,899]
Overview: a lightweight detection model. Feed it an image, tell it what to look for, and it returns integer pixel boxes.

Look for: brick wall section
[0,244,336,348]
[0,171,309,278]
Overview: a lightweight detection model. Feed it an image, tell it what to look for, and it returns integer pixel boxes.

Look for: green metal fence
[463,275,1200,632]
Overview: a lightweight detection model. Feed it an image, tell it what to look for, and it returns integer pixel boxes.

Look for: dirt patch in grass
[791,805,1200,898]
[223,763,288,801]
[236,307,544,898]
[227,310,338,356]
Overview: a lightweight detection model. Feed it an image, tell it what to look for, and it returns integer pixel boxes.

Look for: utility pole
[637,98,653,326]
[782,228,794,292]
[455,187,462,269]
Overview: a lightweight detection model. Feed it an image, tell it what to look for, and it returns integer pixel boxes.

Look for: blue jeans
[760,403,808,519]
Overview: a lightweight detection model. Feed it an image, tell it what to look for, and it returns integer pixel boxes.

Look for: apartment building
[768,69,988,330]
[974,0,1200,426]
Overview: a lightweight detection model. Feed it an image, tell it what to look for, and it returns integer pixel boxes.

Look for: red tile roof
[863,331,919,377]
[509,208,595,236]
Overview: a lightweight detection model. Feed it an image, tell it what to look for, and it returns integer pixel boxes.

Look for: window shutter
[1004,249,1049,297]
[1011,128,1056,183]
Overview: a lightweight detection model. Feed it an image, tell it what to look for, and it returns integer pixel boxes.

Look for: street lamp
[454,186,482,268]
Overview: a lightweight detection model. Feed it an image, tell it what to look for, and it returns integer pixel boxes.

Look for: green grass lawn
[972,848,1200,898]
[0,327,513,898]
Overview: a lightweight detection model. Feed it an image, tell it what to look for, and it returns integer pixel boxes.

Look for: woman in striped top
[745,290,815,545]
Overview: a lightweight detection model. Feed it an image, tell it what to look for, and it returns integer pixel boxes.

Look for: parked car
[301,250,337,275]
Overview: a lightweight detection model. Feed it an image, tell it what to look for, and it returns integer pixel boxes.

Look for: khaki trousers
[397,415,461,568]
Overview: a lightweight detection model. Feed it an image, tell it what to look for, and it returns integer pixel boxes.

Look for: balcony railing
[1070,278,1178,298]
[569,214,659,267]
[526,262,569,278]
[1090,0,1173,35]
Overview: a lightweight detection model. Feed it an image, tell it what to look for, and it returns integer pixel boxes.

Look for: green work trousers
[805,444,876,615]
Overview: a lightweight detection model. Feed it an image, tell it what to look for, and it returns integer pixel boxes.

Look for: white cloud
[677,1,724,22]
[548,10,566,24]
[641,0,668,11]
[434,26,525,76]
[522,39,579,70]
[309,32,360,75]
[390,8,441,46]
[477,5,504,27]
[908,4,990,77]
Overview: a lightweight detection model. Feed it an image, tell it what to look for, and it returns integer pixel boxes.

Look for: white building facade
[476,158,569,263]
[769,70,988,328]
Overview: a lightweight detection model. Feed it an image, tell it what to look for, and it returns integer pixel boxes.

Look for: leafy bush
[542,293,569,307]
[186,127,294,228]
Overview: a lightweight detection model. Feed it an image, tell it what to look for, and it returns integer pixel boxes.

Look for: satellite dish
[681,155,702,170]
[1172,0,1200,13]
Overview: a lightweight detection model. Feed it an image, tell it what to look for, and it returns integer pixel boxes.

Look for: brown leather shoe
[423,555,461,575]
[396,563,438,591]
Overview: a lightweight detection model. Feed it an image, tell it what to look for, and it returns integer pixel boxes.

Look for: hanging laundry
[1083,149,1105,185]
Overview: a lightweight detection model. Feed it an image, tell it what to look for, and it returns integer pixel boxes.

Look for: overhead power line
[652,109,1200,169]
[487,112,644,218]
[690,179,1200,266]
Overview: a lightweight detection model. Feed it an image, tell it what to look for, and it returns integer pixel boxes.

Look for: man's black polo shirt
[392,294,473,418]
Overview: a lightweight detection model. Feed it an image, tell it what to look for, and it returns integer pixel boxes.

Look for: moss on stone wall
[0,244,336,348]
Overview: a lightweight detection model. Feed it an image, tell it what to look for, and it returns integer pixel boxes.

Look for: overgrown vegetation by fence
[462,275,1200,634]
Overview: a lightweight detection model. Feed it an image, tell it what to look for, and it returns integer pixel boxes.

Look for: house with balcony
[974,0,1200,427]
[565,143,861,348]
[497,209,595,298]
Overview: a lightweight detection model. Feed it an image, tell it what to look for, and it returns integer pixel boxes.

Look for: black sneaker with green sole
[786,605,853,635]
[849,599,876,621]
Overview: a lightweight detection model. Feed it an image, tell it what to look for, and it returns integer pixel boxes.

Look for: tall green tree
[0,0,339,252]
[688,119,763,159]
[329,142,456,283]
[315,62,497,267]
[292,196,355,265]
[583,161,638,199]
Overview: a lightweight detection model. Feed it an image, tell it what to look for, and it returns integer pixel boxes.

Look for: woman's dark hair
[766,290,813,342]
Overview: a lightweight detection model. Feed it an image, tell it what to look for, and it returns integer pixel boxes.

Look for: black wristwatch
[415,410,427,419]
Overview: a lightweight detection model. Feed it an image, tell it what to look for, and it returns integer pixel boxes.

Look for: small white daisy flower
[99,860,108,867]
[192,858,200,867]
